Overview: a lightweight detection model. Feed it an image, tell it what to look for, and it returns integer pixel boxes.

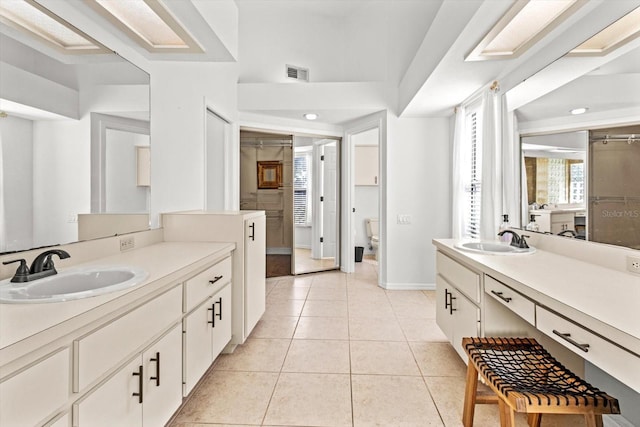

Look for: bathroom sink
[454,241,536,255]
[0,266,148,303]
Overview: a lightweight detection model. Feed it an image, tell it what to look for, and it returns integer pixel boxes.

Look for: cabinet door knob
[207,303,216,328]
[249,222,255,241]
[132,365,143,404]
[215,297,223,320]
[150,352,160,387]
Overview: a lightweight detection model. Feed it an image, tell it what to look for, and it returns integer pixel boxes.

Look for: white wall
[105,129,149,213]
[0,116,33,251]
[383,116,451,288]
[149,62,238,227]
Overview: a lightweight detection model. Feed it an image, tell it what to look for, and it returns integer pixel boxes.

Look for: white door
[183,298,214,396]
[321,141,338,258]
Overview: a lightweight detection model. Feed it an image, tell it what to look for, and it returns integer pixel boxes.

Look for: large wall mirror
[509,8,640,251]
[0,2,150,253]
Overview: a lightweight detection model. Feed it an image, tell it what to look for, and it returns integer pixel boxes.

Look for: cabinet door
[75,356,143,427]
[142,324,183,427]
[435,275,454,343]
[244,215,266,338]
[183,297,214,396]
[355,145,379,185]
[211,283,233,358]
[451,289,480,361]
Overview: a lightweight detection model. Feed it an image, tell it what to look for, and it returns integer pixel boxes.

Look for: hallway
[169,261,584,426]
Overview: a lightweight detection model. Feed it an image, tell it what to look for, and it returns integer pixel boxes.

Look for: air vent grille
[286,64,309,82]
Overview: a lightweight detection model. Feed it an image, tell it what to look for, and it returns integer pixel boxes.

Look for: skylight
[569,6,640,56]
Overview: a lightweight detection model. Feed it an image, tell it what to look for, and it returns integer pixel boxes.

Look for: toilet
[365,218,379,260]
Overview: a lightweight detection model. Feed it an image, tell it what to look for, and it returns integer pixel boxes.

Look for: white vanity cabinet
[183,282,232,395]
[74,324,182,427]
[435,252,480,360]
[531,211,576,234]
[0,348,70,427]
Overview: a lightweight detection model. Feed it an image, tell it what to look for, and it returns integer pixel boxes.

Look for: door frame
[342,112,385,282]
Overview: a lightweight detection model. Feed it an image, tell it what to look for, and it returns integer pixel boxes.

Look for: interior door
[321,141,338,258]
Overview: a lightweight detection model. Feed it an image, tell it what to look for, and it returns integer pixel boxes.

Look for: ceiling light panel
[0,0,107,53]
[570,7,640,55]
[467,0,585,61]
[88,0,203,53]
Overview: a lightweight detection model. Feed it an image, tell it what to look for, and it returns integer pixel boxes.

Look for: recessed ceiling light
[569,6,640,56]
[304,113,318,120]
[0,0,109,54]
[466,0,586,61]
[86,0,203,53]
[570,107,588,115]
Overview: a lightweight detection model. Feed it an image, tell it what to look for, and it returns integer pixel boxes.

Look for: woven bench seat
[462,337,620,427]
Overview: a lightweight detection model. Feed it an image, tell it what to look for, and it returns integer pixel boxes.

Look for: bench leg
[527,413,542,427]
[462,359,479,427]
[498,399,516,427]
[585,414,603,427]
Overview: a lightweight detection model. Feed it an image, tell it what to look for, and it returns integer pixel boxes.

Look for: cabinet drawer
[436,252,480,303]
[184,256,232,313]
[485,276,535,325]
[75,285,182,392]
[0,347,70,427]
[551,213,574,224]
[536,306,640,392]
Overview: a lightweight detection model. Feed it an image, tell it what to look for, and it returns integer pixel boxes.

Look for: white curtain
[451,106,467,239]
[479,88,502,240]
[502,98,522,228]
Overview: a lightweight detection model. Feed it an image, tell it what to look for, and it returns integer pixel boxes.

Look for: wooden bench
[462,337,620,427]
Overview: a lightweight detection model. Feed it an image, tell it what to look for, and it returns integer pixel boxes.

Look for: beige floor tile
[250,316,299,339]
[349,316,405,341]
[307,287,348,300]
[410,342,468,377]
[350,341,421,375]
[282,339,350,373]
[348,287,388,303]
[171,371,277,425]
[352,374,443,426]
[264,373,352,427]
[267,286,310,300]
[214,338,290,372]
[294,316,349,340]
[348,299,394,318]
[311,275,347,288]
[262,299,305,317]
[397,317,448,342]
[301,299,348,317]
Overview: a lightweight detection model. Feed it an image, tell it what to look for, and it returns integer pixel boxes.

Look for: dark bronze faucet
[497,230,530,249]
[3,249,71,283]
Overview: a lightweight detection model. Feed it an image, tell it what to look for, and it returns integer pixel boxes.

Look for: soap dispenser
[499,214,511,242]
[525,214,540,232]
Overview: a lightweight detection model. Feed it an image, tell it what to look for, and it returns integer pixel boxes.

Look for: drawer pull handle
[491,290,512,303]
[132,365,143,403]
[208,303,216,328]
[249,222,255,241]
[150,352,160,387]
[444,289,452,310]
[215,297,223,320]
[553,330,590,353]
[209,275,223,285]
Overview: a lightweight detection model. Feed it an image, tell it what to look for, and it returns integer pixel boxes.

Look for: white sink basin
[0,266,148,303]
[454,241,536,255]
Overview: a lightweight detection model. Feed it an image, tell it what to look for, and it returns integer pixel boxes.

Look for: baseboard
[381,282,435,291]
[266,247,292,255]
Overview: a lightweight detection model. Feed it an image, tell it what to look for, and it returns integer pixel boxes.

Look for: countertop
[0,241,235,366]
[433,239,640,355]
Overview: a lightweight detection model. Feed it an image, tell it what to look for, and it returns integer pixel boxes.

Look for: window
[294,151,312,226]
[463,105,483,239]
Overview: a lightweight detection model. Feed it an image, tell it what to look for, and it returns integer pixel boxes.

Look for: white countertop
[0,241,235,364]
[433,239,640,355]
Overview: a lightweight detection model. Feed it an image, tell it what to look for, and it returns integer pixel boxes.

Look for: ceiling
[4,0,640,126]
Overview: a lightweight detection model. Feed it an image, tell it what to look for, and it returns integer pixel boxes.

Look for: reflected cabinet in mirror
[0,3,150,253]
[513,6,640,251]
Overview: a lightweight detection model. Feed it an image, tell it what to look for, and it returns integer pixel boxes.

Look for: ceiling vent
[286,64,309,82]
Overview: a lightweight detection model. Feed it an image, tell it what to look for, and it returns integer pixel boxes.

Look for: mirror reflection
[513,10,640,250]
[0,17,150,253]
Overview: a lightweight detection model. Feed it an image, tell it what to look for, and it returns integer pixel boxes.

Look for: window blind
[466,110,481,239]
[293,154,311,225]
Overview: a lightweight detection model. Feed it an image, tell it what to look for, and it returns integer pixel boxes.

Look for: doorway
[293,136,341,274]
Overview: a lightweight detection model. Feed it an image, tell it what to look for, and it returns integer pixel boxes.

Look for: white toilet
[365,218,379,260]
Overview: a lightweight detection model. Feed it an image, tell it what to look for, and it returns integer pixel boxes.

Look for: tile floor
[169,260,585,427]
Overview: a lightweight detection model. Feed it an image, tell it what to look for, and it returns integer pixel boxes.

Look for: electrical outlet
[628,256,640,275]
[120,236,135,251]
